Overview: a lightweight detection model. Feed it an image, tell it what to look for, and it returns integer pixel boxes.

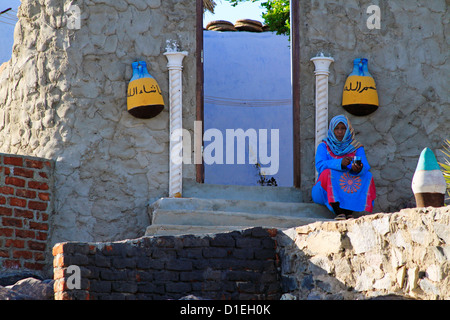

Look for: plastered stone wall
[0,0,196,244]
[298,0,449,212]
[278,207,450,300]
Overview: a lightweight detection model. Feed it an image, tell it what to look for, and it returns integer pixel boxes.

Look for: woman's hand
[351,162,363,173]
[341,157,352,169]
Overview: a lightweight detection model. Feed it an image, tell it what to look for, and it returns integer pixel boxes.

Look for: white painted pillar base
[164,50,188,198]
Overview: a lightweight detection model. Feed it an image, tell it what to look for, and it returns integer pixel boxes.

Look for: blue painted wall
[203,31,293,186]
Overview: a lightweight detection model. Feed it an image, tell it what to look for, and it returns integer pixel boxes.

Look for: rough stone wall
[298,0,449,212]
[52,227,280,300]
[0,0,197,244]
[278,207,450,300]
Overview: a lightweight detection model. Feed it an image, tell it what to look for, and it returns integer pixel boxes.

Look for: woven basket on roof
[234,19,263,32]
[206,20,236,32]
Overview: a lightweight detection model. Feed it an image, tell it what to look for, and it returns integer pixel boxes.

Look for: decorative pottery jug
[127,61,164,119]
[412,148,446,208]
[342,58,378,116]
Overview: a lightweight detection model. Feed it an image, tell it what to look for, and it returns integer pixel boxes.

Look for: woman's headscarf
[323,115,362,156]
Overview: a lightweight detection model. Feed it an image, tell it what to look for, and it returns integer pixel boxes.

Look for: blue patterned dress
[312,142,376,213]
[311,115,376,213]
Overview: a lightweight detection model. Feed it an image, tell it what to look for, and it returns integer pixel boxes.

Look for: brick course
[52,227,281,300]
[0,153,53,275]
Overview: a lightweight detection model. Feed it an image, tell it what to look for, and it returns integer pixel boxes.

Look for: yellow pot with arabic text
[127,61,165,119]
[342,58,378,116]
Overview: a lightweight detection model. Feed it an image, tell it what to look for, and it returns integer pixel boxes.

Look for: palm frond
[203,0,217,13]
[441,139,450,159]
[438,139,450,197]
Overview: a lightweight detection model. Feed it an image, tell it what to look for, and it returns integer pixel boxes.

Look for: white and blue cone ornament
[411,148,446,207]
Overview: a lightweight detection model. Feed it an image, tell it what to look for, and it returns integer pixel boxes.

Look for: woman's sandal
[345,214,354,219]
[335,214,346,220]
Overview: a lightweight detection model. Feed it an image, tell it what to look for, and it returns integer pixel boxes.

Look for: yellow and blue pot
[342,58,378,116]
[127,61,164,119]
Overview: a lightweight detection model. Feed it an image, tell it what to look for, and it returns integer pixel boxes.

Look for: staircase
[145,180,335,236]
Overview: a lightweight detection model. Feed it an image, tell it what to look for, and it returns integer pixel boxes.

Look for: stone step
[182,179,303,203]
[149,197,334,219]
[151,208,328,228]
[145,197,334,236]
[145,224,254,236]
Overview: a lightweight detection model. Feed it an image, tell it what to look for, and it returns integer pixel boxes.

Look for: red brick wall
[0,154,53,275]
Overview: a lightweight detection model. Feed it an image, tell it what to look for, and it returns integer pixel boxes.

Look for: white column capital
[164,51,188,70]
[310,56,334,75]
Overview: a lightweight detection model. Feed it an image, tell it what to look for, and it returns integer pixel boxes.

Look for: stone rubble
[277,206,450,300]
[0,277,54,300]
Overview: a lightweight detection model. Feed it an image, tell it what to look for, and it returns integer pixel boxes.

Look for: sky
[0,0,20,64]
[203,1,265,27]
[0,0,264,64]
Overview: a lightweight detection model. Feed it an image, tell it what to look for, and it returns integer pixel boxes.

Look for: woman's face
[334,122,347,141]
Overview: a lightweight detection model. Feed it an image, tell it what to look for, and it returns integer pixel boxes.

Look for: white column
[164,50,188,198]
[310,54,334,179]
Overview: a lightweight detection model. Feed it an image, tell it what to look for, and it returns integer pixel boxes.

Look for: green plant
[260,0,290,36]
[439,139,450,197]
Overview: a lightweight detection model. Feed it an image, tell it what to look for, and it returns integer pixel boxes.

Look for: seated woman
[312,115,376,220]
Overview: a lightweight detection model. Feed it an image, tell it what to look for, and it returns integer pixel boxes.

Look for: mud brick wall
[0,154,54,275]
[52,227,281,300]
